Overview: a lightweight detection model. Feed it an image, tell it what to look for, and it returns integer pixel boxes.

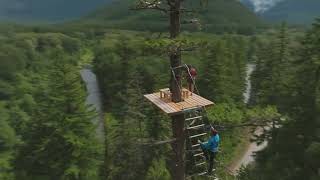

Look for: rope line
[170,64,211,121]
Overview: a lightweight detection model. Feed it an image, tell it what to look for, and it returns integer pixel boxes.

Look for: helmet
[211,127,218,135]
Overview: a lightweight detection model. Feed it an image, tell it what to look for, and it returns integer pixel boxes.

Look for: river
[230,64,268,174]
[80,67,105,142]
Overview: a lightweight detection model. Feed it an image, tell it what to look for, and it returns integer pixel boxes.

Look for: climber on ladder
[186,64,197,94]
[198,127,220,174]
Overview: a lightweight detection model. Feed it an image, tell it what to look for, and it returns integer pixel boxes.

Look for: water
[80,67,105,142]
[243,64,255,104]
[231,63,268,174]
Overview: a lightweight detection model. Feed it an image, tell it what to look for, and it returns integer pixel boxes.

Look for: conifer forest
[0,0,319,180]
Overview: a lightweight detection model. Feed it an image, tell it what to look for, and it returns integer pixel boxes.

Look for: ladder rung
[192,143,201,148]
[182,106,202,112]
[198,172,207,176]
[194,152,204,157]
[186,116,202,121]
[196,162,206,166]
[187,124,205,130]
[189,133,207,139]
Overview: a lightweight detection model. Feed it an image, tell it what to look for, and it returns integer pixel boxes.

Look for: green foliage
[91,30,253,179]
[240,18,320,180]
[78,0,266,34]
[15,56,102,180]
[145,157,171,180]
[251,23,295,112]
[198,37,247,104]
[207,103,244,124]
[245,106,280,122]
[0,102,17,180]
[0,44,26,80]
[2,12,317,180]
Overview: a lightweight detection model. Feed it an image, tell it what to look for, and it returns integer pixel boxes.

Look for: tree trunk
[171,114,185,180]
[169,1,185,180]
[169,0,182,103]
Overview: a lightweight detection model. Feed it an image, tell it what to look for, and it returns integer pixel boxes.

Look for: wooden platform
[144,89,214,115]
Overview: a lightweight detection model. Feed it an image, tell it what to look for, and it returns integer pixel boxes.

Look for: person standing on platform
[186,65,197,94]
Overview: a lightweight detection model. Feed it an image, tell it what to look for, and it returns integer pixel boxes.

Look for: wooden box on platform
[144,88,214,115]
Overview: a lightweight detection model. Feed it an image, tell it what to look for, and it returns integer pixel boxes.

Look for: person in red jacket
[186,65,197,94]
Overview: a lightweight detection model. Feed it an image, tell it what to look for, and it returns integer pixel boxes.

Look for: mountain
[240,0,320,25]
[79,0,264,34]
[262,0,320,25]
[0,0,111,22]
[240,0,284,13]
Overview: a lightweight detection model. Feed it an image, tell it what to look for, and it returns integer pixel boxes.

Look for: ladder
[184,106,209,176]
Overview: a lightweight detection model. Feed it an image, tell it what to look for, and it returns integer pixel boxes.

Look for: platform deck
[144,90,214,115]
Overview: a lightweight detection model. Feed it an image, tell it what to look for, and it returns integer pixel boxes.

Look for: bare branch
[213,117,283,130]
[131,0,169,13]
[181,46,199,52]
[138,138,177,146]
[132,0,194,13]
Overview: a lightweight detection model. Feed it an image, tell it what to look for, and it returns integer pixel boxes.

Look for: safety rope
[171,64,212,124]
[171,64,219,177]
[170,67,186,110]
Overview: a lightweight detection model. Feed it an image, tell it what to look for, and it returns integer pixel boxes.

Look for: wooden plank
[168,102,181,112]
[185,96,199,105]
[144,89,214,116]
[144,94,171,113]
[194,94,214,105]
[145,94,177,114]
[190,94,213,106]
[152,93,178,113]
[150,94,176,113]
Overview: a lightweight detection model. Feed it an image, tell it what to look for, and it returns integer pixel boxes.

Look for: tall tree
[105,69,149,180]
[0,102,17,180]
[199,38,247,104]
[239,19,320,180]
[15,55,102,180]
[251,23,294,111]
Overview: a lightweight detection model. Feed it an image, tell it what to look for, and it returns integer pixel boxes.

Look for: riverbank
[227,128,252,175]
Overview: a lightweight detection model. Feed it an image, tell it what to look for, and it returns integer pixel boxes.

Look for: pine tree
[15,55,102,180]
[199,39,247,104]
[145,157,171,180]
[0,102,17,180]
[251,23,294,111]
[243,19,320,180]
[106,69,148,180]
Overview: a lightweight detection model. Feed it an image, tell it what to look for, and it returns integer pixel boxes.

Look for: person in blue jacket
[199,127,220,173]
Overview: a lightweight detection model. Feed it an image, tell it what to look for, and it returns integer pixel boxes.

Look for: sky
[245,0,284,12]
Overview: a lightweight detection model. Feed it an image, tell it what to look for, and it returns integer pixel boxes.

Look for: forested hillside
[261,0,320,25]
[0,0,319,180]
[79,0,265,34]
[238,20,320,180]
[0,0,111,22]
[0,26,261,179]
[240,0,320,25]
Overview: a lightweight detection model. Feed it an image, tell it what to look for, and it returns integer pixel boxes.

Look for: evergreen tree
[241,19,320,180]
[199,39,247,104]
[251,23,294,111]
[145,157,171,180]
[0,102,17,180]
[106,69,148,180]
[15,55,102,180]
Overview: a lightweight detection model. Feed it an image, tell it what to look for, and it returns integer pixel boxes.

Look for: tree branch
[139,138,177,146]
[131,0,169,13]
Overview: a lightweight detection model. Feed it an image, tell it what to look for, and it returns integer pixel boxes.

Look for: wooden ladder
[184,106,209,176]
